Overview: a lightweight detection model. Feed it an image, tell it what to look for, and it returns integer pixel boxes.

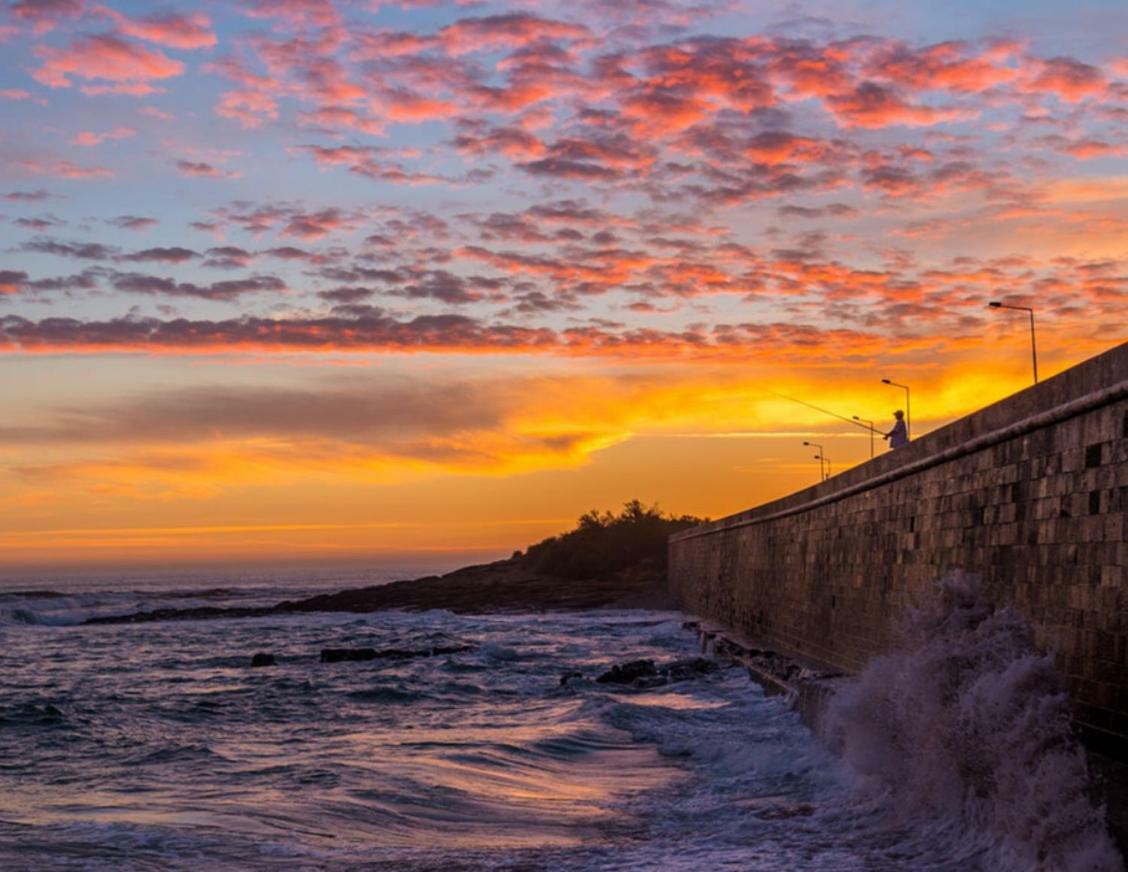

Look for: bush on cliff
[523,500,703,580]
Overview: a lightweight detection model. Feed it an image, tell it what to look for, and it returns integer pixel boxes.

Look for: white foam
[823,572,1124,871]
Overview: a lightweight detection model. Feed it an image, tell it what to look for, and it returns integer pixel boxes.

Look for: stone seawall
[669,341,1128,751]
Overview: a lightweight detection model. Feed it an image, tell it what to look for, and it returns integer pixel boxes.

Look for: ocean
[0,570,1122,871]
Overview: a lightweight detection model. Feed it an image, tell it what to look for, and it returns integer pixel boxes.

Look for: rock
[592,656,719,689]
[368,648,416,660]
[321,647,377,663]
[596,659,658,684]
[665,657,720,682]
[250,652,275,667]
[559,670,584,686]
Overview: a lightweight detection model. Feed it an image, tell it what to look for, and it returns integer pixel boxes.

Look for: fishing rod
[761,387,875,432]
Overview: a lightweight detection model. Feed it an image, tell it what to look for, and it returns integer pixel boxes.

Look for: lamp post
[853,416,875,459]
[880,379,910,439]
[814,454,831,479]
[988,301,1038,384]
[803,441,824,481]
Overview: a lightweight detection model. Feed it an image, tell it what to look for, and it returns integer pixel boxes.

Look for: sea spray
[823,572,1123,871]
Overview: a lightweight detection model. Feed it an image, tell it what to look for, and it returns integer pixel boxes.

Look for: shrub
[523,500,703,579]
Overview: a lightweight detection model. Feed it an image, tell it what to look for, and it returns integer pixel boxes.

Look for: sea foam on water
[824,572,1124,872]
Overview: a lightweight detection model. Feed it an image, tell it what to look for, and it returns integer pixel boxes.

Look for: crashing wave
[823,572,1123,871]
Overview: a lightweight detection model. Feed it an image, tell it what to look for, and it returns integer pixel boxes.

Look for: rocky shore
[84,556,675,625]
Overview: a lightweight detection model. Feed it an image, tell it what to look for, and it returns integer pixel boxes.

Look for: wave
[823,572,1123,872]
[0,589,68,600]
[0,585,310,627]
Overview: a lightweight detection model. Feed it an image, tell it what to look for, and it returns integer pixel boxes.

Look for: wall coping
[671,340,1128,543]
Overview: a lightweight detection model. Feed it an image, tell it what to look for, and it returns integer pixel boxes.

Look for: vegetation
[521,500,704,580]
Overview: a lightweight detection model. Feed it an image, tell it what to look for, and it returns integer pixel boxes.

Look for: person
[883,410,909,449]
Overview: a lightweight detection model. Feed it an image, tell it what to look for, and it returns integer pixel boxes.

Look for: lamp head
[881,378,891,384]
[988,301,1002,308]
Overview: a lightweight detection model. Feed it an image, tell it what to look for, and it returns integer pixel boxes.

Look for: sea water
[0,572,1122,871]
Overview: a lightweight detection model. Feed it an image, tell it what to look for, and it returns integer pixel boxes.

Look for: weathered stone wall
[669,341,1128,751]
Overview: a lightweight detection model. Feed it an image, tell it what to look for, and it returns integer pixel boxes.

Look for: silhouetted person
[883,410,909,449]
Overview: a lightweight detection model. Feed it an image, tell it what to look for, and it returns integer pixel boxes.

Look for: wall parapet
[668,341,1128,752]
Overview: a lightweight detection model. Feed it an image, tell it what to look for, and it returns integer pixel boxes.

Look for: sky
[0,0,1125,570]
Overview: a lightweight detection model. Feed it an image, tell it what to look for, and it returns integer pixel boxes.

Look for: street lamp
[853,416,875,459]
[988,301,1038,384]
[880,379,910,439]
[803,441,824,481]
[814,454,831,479]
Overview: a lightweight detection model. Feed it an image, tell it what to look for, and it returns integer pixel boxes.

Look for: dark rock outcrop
[250,652,276,667]
[594,656,718,689]
[321,648,378,663]
[596,659,658,685]
[84,555,672,626]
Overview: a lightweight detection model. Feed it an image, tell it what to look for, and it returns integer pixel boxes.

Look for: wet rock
[321,648,377,663]
[596,659,658,685]
[665,657,720,682]
[559,670,584,686]
[594,656,720,689]
[250,652,275,667]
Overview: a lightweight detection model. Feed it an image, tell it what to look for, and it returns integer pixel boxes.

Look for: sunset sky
[0,0,1125,570]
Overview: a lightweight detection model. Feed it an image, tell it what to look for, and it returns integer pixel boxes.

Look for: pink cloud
[0,88,40,102]
[0,271,25,295]
[93,6,217,50]
[109,215,159,230]
[216,90,280,127]
[280,208,354,240]
[437,14,592,55]
[72,126,137,146]
[139,106,175,121]
[453,122,546,159]
[174,160,242,179]
[1061,139,1124,159]
[80,82,166,96]
[860,40,1018,93]
[825,82,966,128]
[10,0,84,35]
[32,32,184,91]
[240,0,342,28]
[1024,56,1106,102]
[297,105,384,136]
[16,157,114,180]
[302,145,449,185]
